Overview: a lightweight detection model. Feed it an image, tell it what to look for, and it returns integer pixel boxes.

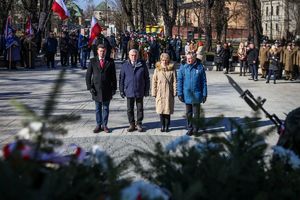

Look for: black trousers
[71,53,77,67]
[46,53,55,68]
[121,48,128,60]
[186,103,200,132]
[127,97,143,125]
[60,51,68,66]
[160,114,170,127]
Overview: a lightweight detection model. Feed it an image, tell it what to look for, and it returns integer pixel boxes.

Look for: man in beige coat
[259,42,270,78]
[152,53,177,132]
[283,44,296,81]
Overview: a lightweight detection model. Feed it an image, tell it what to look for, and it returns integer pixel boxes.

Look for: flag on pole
[25,16,34,35]
[89,17,102,46]
[51,0,70,20]
[88,17,102,47]
[5,16,14,49]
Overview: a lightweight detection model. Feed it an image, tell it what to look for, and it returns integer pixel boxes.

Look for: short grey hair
[129,49,139,55]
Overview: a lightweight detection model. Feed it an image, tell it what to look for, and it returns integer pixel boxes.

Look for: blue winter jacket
[119,60,150,98]
[177,60,207,104]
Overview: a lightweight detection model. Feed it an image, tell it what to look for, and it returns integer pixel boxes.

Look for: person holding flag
[23,16,36,69]
[5,16,21,70]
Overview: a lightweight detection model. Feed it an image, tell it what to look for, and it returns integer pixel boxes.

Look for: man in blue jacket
[119,49,150,132]
[177,52,207,136]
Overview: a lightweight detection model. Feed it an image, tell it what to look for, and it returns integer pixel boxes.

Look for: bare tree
[213,0,226,42]
[120,0,135,30]
[248,0,262,46]
[159,0,178,37]
[0,0,14,33]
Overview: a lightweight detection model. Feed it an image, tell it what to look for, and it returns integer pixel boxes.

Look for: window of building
[265,23,268,31]
[266,6,269,16]
[276,6,279,15]
[271,6,273,15]
[276,23,279,31]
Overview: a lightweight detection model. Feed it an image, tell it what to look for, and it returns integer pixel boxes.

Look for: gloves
[120,92,125,98]
[144,91,149,97]
[178,96,184,102]
[90,88,96,96]
[112,90,116,96]
[202,96,207,104]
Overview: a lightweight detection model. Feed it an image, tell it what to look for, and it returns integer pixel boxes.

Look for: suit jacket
[86,57,117,102]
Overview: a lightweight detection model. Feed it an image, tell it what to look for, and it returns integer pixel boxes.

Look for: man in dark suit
[86,44,117,133]
[119,49,150,132]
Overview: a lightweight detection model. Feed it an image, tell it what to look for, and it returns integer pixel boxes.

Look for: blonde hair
[238,42,245,54]
[160,53,170,62]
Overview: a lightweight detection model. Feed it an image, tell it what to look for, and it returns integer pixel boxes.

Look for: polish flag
[52,0,70,20]
[25,16,33,35]
[88,17,102,47]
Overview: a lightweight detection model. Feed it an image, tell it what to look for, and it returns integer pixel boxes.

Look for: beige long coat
[283,49,296,71]
[151,62,177,115]
[259,46,269,69]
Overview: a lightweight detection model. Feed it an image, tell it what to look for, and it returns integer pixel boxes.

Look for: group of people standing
[237,40,300,83]
[119,32,183,67]
[86,44,207,136]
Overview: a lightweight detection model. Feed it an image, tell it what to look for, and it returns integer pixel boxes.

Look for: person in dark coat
[247,42,259,81]
[86,44,117,133]
[59,32,69,67]
[221,43,231,74]
[44,32,58,69]
[121,32,130,61]
[69,32,78,68]
[149,36,160,68]
[214,43,223,71]
[119,49,150,132]
[23,34,37,69]
[266,45,280,84]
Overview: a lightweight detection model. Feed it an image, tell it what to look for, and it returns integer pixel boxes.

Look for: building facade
[173,0,249,41]
[261,0,298,40]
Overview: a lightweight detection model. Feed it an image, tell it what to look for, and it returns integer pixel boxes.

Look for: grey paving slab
[0,62,300,162]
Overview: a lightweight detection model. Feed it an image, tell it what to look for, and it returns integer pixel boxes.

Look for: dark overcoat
[86,57,117,102]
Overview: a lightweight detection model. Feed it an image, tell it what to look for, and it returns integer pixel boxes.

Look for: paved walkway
[1,61,299,161]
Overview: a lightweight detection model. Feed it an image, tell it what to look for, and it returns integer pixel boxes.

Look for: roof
[95,2,107,10]
[66,1,83,17]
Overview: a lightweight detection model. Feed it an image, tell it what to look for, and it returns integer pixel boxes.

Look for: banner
[5,16,14,49]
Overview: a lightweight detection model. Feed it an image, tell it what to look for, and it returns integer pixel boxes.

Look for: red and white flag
[25,16,33,35]
[52,0,70,20]
[88,17,102,46]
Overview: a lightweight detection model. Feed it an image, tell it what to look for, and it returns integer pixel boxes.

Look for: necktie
[100,59,104,68]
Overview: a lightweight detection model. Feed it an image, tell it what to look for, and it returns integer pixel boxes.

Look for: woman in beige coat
[152,53,177,132]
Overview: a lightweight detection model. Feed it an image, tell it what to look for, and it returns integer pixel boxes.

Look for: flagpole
[29,38,32,68]
[9,47,11,70]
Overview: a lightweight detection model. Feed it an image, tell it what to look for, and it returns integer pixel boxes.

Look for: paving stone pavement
[1,61,300,164]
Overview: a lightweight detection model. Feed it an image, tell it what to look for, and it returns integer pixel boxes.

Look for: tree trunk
[248,0,262,47]
[0,0,14,34]
[204,0,214,52]
[159,0,178,37]
[120,0,135,30]
[139,0,145,30]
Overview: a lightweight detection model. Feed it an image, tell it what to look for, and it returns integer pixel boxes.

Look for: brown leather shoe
[103,126,110,133]
[93,126,102,133]
[127,124,136,132]
[137,124,143,132]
